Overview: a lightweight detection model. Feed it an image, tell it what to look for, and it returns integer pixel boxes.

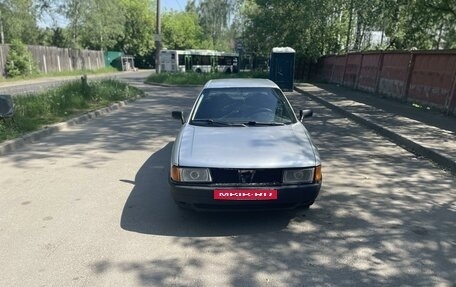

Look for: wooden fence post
[43,54,47,73]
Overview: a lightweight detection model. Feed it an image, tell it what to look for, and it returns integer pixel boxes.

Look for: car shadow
[120,142,295,237]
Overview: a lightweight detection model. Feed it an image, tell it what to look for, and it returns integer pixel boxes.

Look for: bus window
[218,56,233,65]
[178,55,185,65]
[201,55,211,65]
[193,55,201,65]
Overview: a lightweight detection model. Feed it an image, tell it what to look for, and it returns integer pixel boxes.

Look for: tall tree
[58,0,91,48]
[185,0,197,13]
[198,0,234,49]
[242,0,337,59]
[0,0,40,44]
[114,0,155,56]
[55,0,155,54]
[50,27,70,48]
[80,0,125,51]
[162,11,203,50]
[241,0,455,60]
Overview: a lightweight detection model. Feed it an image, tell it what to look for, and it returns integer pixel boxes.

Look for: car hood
[175,123,318,168]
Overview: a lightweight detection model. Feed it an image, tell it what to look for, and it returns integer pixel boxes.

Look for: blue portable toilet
[269,47,295,91]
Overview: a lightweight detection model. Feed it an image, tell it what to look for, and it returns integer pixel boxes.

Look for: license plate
[214,189,277,200]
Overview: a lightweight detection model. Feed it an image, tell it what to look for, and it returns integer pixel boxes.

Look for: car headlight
[170,166,212,183]
[314,165,322,183]
[283,168,315,184]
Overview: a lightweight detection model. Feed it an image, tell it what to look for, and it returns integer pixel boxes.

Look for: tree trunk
[345,0,354,52]
[354,11,363,51]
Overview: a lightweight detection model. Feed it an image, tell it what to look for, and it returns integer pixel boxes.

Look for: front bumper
[169,181,321,211]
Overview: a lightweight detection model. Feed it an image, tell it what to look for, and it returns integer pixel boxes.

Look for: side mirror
[299,109,313,121]
[172,111,185,124]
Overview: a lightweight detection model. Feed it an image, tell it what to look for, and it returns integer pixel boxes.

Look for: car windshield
[190,87,297,126]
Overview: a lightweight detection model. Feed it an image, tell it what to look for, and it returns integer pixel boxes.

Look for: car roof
[203,78,280,89]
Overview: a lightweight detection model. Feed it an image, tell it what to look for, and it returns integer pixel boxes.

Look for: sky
[163,0,187,11]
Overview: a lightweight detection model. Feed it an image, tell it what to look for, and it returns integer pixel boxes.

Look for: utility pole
[155,0,161,74]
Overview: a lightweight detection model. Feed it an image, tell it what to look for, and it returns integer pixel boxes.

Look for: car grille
[210,168,283,185]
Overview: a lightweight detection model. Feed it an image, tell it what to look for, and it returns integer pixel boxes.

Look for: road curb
[0,95,143,156]
[295,86,456,175]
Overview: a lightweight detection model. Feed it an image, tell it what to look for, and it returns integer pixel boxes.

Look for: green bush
[5,40,38,78]
[146,71,269,86]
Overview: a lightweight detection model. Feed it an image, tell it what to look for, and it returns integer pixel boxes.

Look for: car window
[191,87,296,125]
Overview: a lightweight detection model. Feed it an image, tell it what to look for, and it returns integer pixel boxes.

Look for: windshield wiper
[191,119,246,127]
[244,121,285,126]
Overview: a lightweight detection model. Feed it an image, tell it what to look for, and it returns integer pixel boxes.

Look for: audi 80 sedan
[170,78,321,210]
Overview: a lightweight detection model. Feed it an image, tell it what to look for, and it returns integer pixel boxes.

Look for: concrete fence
[316,50,456,115]
[0,44,105,77]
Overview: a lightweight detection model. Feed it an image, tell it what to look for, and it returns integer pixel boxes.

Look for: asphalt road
[0,80,455,286]
[0,70,153,96]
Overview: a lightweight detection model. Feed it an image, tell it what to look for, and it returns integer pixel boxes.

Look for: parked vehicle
[169,78,322,211]
[160,49,239,73]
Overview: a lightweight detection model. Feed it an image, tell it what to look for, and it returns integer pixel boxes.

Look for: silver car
[170,78,322,211]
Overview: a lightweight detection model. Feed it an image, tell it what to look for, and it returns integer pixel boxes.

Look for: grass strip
[145,71,268,86]
[0,79,143,143]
